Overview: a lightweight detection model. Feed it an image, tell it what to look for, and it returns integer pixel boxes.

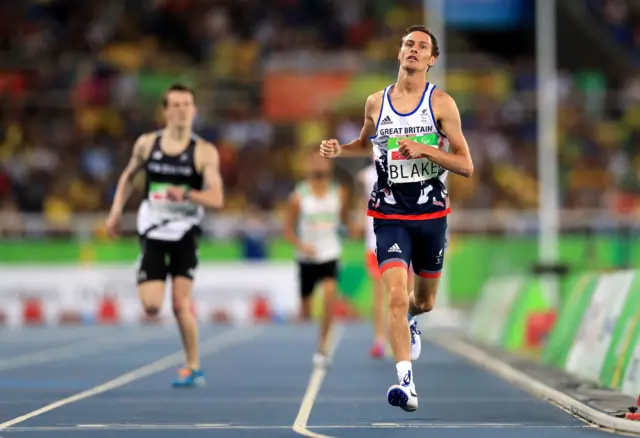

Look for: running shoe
[172,368,206,388]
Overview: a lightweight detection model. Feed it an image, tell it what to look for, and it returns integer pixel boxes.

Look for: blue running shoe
[172,368,206,388]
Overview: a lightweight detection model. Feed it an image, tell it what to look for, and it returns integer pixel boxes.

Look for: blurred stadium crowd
[587,0,640,58]
[0,0,638,236]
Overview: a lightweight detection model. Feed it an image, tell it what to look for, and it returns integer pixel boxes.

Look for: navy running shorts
[373,217,447,279]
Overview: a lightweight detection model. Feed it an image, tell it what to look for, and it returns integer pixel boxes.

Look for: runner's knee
[172,298,191,316]
[321,278,337,298]
[388,284,409,311]
[144,306,160,317]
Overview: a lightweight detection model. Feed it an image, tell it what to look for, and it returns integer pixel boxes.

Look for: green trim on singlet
[386,133,440,151]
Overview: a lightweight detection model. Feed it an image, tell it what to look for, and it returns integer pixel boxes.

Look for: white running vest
[295,182,342,264]
[361,164,377,251]
[373,82,450,192]
[137,198,204,241]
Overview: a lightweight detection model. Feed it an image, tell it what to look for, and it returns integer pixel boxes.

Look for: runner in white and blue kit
[320,25,473,413]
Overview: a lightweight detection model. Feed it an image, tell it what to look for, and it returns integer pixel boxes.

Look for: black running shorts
[297,259,339,299]
[136,229,199,284]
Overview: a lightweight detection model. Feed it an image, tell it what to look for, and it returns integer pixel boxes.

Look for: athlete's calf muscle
[410,277,437,314]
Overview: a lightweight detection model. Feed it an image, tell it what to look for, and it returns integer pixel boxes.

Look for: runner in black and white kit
[106,84,224,388]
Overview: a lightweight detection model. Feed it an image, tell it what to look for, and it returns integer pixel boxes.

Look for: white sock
[396,361,412,386]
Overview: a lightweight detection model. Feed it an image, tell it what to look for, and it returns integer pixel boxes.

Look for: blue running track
[0,324,614,437]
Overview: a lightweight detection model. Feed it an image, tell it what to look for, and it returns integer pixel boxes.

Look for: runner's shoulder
[136,132,158,145]
[194,137,218,153]
[192,138,219,175]
[132,132,157,159]
[364,90,385,121]
[366,90,384,109]
[431,88,457,108]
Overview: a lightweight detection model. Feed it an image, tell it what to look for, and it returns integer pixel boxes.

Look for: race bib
[387,134,442,184]
[148,182,198,217]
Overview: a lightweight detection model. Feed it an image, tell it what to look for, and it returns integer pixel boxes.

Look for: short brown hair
[162,83,195,108]
[400,25,440,58]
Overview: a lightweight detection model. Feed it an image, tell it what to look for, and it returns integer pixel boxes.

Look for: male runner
[106,84,224,388]
[356,162,414,359]
[320,25,473,412]
[283,148,350,367]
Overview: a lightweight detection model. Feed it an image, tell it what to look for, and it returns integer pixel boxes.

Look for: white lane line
[0,327,176,371]
[19,395,541,405]
[292,325,345,438]
[1,423,595,432]
[0,327,263,431]
[430,334,640,435]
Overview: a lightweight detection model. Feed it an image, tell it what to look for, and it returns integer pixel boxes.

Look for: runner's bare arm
[109,134,152,216]
[283,192,304,250]
[351,171,368,239]
[401,91,473,178]
[188,142,224,208]
[339,185,356,237]
[320,92,382,158]
[339,185,350,225]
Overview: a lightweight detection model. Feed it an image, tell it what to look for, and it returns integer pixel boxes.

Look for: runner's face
[164,91,196,128]
[307,154,332,181]
[398,31,435,72]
